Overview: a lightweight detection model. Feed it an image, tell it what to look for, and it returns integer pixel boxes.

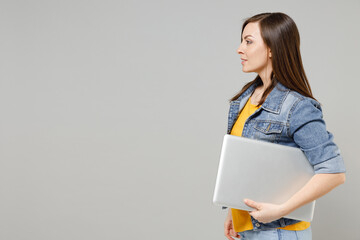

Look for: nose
[237,42,244,55]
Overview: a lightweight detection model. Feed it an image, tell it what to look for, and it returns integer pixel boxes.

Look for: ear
[269,48,272,58]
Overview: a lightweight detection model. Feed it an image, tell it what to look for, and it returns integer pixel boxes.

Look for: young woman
[223,12,346,240]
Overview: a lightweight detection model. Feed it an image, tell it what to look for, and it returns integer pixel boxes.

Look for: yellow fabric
[230,97,311,232]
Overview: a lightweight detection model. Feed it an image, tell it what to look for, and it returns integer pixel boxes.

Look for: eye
[246,40,252,44]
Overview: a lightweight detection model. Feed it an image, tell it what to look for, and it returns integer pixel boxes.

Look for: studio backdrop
[0,0,359,239]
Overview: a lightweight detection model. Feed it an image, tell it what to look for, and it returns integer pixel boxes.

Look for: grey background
[0,0,359,239]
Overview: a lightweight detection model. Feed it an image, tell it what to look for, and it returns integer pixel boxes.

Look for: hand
[224,209,241,239]
[244,198,287,224]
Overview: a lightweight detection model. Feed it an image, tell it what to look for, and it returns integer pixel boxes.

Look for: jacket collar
[234,80,290,114]
[261,81,290,114]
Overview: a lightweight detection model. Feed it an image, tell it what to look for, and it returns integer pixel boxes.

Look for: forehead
[242,22,261,39]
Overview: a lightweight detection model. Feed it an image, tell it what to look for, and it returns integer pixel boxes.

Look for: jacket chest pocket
[253,120,285,143]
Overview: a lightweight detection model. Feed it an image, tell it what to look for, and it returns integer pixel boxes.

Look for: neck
[258,61,273,89]
[259,73,272,88]
[257,78,271,92]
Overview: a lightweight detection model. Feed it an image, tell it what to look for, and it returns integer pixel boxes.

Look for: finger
[225,226,234,240]
[230,229,240,238]
[225,232,235,240]
[224,229,230,239]
[244,198,261,210]
[248,211,256,218]
[250,212,266,224]
[249,210,260,221]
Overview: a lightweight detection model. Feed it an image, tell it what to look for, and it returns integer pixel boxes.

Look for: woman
[223,12,346,240]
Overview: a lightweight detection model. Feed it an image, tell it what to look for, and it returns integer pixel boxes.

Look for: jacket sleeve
[288,98,346,174]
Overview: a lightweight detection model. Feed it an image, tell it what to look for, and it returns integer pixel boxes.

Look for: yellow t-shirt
[230,97,311,232]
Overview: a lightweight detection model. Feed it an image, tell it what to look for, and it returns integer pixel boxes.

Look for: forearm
[281,173,346,216]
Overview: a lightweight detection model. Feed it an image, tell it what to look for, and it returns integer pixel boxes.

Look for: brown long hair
[230,12,318,105]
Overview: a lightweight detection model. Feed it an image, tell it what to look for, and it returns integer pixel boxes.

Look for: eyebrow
[243,35,254,39]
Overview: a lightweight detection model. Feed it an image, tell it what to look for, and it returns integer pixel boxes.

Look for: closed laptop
[213,134,315,222]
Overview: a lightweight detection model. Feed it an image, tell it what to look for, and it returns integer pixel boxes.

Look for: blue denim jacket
[223,81,346,231]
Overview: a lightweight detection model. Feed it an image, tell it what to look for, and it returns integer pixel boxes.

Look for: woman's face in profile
[237,22,272,75]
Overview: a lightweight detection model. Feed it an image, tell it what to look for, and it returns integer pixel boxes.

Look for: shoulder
[270,83,323,128]
[286,90,324,134]
[288,91,322,114]
[275,82,321,113]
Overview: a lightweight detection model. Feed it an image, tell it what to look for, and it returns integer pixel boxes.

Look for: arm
[282,173,345,215]
[244,98,346,223]
[244,173,345,223]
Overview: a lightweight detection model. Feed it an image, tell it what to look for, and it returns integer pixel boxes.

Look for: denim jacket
[223,81,346,231]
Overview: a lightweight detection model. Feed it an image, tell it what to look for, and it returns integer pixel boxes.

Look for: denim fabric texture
[222,80,346,230]
[238,226,312,240]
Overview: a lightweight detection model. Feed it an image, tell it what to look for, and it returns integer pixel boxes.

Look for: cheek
[252,49,268,64]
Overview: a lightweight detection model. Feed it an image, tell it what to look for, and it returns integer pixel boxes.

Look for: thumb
[244,198,261,210]
[248,210,259,219]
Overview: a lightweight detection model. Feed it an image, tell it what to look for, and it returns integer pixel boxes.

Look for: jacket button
[255,223,260,227]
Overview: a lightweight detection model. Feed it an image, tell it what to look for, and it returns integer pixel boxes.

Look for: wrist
[280,203,292,217]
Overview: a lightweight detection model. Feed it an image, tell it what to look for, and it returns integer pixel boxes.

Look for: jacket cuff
[314,154,346,174]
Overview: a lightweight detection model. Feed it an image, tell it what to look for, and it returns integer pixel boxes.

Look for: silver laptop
[213,134,315,222]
